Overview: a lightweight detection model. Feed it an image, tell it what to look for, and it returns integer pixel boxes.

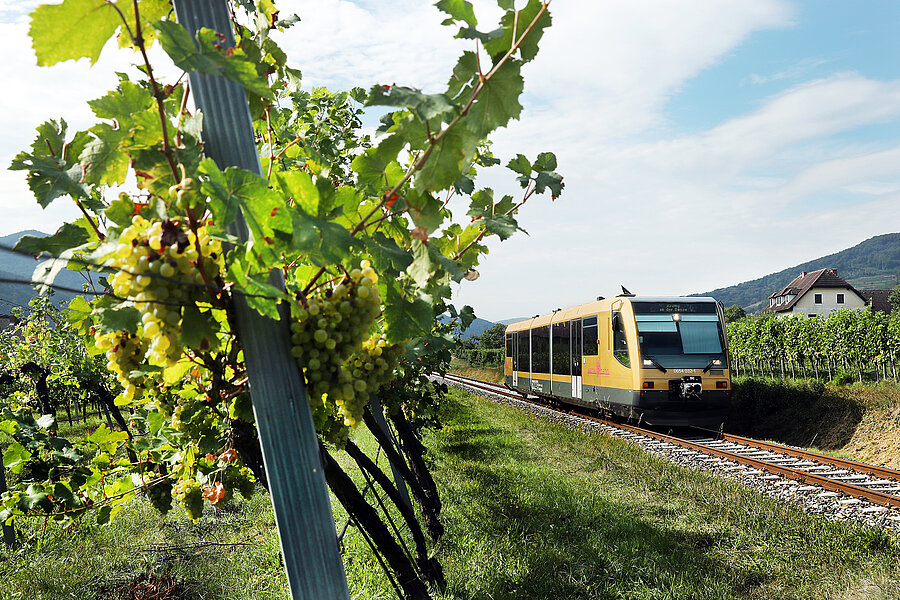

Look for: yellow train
[504,296,731,427]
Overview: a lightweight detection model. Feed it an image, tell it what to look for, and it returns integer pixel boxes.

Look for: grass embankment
[729,377,900,469]
[3,388,900,599]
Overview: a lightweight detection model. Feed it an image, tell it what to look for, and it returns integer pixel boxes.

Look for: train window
[531,326,550,374]
[582,316,598,356]
[516,331,529,372]
[505,333,513,357]
[680,321,723,354]
[612,310,630,367]
[572,320,582,376]
[552,321,570,376]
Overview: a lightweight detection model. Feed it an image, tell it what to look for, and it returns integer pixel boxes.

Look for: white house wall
[790,287,866,316]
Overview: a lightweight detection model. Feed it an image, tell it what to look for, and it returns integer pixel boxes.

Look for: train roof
[504,296,720,332]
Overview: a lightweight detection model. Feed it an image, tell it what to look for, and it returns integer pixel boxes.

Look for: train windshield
[632,302,726,368]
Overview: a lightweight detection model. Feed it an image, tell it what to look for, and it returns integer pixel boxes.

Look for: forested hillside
[695,233,900,311]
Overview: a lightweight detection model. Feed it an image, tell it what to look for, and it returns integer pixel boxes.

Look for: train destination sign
[632,302,717,315]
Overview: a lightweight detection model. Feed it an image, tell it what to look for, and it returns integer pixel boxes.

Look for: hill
[695,233,900,312]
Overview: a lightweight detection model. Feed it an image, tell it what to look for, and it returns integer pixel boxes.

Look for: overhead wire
[0,241,284,307]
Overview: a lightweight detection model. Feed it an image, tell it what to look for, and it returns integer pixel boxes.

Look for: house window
[836,293,844,304]
[814,293,822,304]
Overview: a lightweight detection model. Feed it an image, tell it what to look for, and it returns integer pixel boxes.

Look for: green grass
[428,389,900,600]
[2,389,899,599]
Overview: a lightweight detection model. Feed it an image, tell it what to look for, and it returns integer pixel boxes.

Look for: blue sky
[1,0,899,322]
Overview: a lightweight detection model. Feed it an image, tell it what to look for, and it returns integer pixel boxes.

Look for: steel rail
[443,372,900,510]
[712,432,900,482]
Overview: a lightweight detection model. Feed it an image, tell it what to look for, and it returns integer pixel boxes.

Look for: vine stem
[43,137,105,240]
[74,198,106,241]
[300,2,550,295]
[452,180,536,261]
[108,0,180,183]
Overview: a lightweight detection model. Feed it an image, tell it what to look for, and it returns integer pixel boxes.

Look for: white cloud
[3,0,898,323]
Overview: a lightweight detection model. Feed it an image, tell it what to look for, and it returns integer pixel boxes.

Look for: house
[764,269,866,317]
[860,289,894,313]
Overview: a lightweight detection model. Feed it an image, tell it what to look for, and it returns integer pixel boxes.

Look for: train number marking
[672,369,696,374]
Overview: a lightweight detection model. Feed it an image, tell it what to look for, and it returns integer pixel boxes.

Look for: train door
[512,332,518,387]
[571,320,582,399]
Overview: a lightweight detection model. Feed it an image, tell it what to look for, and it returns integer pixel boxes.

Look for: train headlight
[672,313,681,322]
[642,359,653,367]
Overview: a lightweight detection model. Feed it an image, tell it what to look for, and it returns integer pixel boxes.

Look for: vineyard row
[725,308,900,383]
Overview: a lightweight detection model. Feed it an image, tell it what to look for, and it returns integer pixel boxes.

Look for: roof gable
[764,268,863,312]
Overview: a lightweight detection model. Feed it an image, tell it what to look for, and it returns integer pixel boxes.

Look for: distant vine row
[726,309,900,383]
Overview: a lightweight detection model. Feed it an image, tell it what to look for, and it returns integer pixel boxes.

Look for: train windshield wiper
[703,358,724,373]
[641,354,667,373]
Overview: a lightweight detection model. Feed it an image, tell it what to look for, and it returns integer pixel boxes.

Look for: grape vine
[727,308,900,383]
[4,0,561,595]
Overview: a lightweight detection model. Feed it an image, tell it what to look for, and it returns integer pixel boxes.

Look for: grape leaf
[506,154,531,177]
[66,295,93,329]
[414,126,478,193]
[274,170,319,216]
[458,305,476,330]
[14,223,90,257]
[180,304,221,352]
[88,79,153,120]
[483,213,520,241]
[154,21,274,100]
[405,190,444,233]
[29,0,121,66]
[383,282,433,343]
[3,443,32,475]
[435,0,477,27]
[484,0,551,63]
[407,241,435,287]
[31,249,81,294]
[363,233,413,277]
[93,306,141,335]
[289,208,360,266]
[366,85,458,124]
[9,120,91,207]
[226,258,282,320]
[81,124,130,185]
[533,151,557,172]
[351,135,405,189]
[199,159,291,262]
[464,59,523,137]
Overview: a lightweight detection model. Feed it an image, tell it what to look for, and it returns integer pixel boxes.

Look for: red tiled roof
[764,268,864,313]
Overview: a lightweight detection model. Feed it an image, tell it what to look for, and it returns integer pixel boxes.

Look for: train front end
[629,298,731,427]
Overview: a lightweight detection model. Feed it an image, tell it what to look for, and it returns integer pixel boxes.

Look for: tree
[724,304,746,323]
[477,323,507,349]
[889,284,900,312]
[4,0,560,596]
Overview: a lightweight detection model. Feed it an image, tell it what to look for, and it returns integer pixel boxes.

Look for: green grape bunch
[96,213,225,396]
[94,330,149,403]
[173,478,204,522]
[289,260,401,439]
[146,478,174,514]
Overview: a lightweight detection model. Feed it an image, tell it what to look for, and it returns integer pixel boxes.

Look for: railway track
[442,372,900,531]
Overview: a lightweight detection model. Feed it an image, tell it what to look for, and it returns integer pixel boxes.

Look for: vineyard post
[172,2,350,598]
[368,394,413,513]
[0,453,14,548]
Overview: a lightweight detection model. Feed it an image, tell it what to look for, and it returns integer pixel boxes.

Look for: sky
[2,1,900,322]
